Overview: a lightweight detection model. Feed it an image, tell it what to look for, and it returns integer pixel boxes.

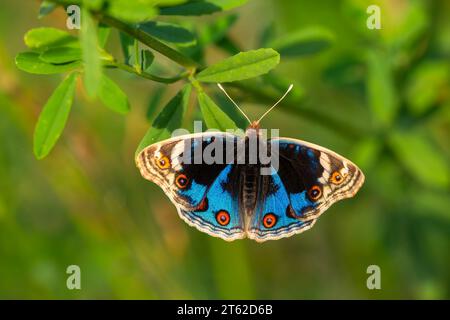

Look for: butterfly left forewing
[136,132,246,240]
[270,138,365,222]
[137,132,236,211]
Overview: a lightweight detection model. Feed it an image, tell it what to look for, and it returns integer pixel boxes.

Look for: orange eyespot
[308,185,322,201]
[175,174,189,189]
[330,171,345,185]
[155,154,170,169]
[216,210,230,226]
[263,213,277,229]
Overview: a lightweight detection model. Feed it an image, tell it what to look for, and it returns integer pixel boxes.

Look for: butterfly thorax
[248,121,260,130]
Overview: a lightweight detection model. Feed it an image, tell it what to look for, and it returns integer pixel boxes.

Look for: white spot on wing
[171,140,185,170]
[319,152,331,180]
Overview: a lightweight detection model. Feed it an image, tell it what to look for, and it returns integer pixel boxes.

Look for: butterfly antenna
[256,84,293,125]
[217,83,252,125]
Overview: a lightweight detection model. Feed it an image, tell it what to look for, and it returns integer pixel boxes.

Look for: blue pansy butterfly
[136,85,364,242]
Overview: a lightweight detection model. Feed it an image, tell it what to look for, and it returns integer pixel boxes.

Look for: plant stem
[105,61,189,84]
[99,15,198,71]
[133,39,142,73]
[188,75,204,92]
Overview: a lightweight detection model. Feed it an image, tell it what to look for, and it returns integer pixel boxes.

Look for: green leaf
[107,0,157,23]
[198,14,237,47]
[33,72,78,159]
[269,27,334,57]
[141,49,154,71]
[366,51,399,127]
[146,87,166,121]
[216,36,241,55]
[138,21,196,45]
[389,130,449,188]
[383,3,429,52]
[136,84,192,156]
[15,52,81,74]
[323,55,365,87]
[38,1,56,19]
[81,8,102,98]
[350,137,382,171]
[24,27,78,51]
[83,0,103,10]
[98,24,111,48]
[196,48,280,83]
[259,22,275,47]
[198,91,238,130]
[39,47,82,64]
[213,93,248,128]
[208,0,247,10]
[119,32,135,66]
[160,0,247,15]
[405,61,449,115]
[178,15,237,60]
[98,75,130,115]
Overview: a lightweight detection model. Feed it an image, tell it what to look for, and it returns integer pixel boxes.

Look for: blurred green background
[1,0,449,299]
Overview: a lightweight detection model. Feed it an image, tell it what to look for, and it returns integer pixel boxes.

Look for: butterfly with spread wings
[136,84,364,242]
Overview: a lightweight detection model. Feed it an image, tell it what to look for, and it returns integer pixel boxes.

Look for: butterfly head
[217,83,293,129]
[248,120,261,130]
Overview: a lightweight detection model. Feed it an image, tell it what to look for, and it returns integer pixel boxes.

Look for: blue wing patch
[176,180,207,207]
[247,169,315,242]
[178,165,245,241]
[288,191,316,217]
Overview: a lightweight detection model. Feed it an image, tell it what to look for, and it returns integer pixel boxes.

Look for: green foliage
[160,0,247,16]
[119,32,136,66]
[16,0,281,158]
[269,27,334,57]
[80,7,102,98]
[138,21,196,46]
[366,50,399,128]
[136,84,192,156]
[39,47,82,64]
[97,24,111,48]
[140,49,154,71]
[24,27,78,51]
[405,62,449,115]
[98,74,130,115]
[107,0,157,23]
[197,14,237,48]
[38,1,56,18]
[389,130,449,188]
[198,91,238,131]
[146,87,166,121]
[196,49,280,83]
[33,72,79,159]
[15,52,81,74]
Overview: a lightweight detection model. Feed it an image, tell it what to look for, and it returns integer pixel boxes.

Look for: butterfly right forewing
[270,138,365,222]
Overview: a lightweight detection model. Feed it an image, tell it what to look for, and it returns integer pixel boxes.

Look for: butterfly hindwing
[179,164,245,240]
[247,169,316,242]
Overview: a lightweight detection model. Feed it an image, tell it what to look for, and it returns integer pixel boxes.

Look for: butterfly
[136,84,364,242]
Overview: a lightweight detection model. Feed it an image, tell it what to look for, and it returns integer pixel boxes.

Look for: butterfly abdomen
[241,164,260,216]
